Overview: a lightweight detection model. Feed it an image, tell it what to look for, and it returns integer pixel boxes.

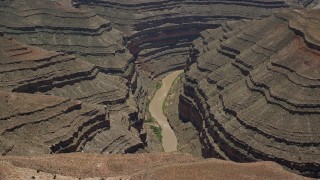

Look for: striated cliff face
[0,91,109,155]
[180,9,320,177]
[0,0,151,152]
[0,0,132,74]
[0,34,143,155]
[76,0,317,77]
[0,0,319,178]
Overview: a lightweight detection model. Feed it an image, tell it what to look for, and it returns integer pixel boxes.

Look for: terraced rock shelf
[179,9,320,177]
[0,0,132,74]
[0,34,143,155]
[0,91,109,155]
[0,0,319,178]
[76,0,317,77]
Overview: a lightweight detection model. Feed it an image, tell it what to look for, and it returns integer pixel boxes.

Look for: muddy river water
[149,70,183,152]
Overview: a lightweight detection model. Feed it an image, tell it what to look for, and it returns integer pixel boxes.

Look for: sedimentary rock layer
[0,91,110,155]
[180,9,320,177]
[0,152,304,179]
[0,34,143,155]
[0,0,132,75]
[0,0,148,152]
[77,0,316,77]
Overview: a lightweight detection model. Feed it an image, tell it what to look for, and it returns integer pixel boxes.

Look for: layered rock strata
[180,9,320,177]
[0,1,313,155]
[0,0,131,75]
[77,0,316,77]
[0,91,110,155]
[0,35,143,155]
[0,0,148,150]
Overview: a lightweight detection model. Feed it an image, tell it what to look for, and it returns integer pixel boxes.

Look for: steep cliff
[0,35,143,155]
[76,0,317,77]
[0,0,150,151]
[180,9,320,177]
[0,91,110,155]
[0,0,319,178]
[0,0,131,75]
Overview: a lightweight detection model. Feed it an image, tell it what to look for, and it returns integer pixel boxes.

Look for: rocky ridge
[0,0,155,153]
[0,0,131,74]
[0,33,143,155]
[77,0,318,77]
[179,9,320,177]
[0,91,109,155]
[0,0,319,178]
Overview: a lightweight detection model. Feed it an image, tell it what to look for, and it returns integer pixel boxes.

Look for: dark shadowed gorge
[0,0,319,179]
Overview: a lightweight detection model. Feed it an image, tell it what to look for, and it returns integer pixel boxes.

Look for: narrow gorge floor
[149,70,183,152]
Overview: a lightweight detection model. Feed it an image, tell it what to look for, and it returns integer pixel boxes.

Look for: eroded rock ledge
[179,9,320,177]
[76,0,317,77]
[0,0,319,178]
[0,0,152,154]
[0,0,132,75]
[0,91,110,155]
[0,34,144,155]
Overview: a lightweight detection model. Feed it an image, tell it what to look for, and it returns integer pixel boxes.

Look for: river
[149,70,183,152]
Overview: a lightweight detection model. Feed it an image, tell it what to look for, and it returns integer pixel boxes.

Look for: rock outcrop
[0,0,131,75]
[0,91,109,155]
[76,0,317,77]
[0,0,149,152]
[0,152,305,179]
[0,35,143,155]
[180,9,320,177]
[0,0,319,178]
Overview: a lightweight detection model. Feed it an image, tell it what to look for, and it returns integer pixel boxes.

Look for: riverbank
[149,70,183,152]
[163,73,203,157]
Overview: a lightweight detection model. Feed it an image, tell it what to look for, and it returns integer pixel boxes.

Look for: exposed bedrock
[0,91,110,155]
[0,35,144,155]
[76,0,317,77]
[0,0,320,178]
[0,0,133,76]
[179,9,320,177]
[0,0,150,149]
[1,0,315,156]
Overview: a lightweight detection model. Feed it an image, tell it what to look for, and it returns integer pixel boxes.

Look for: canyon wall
[0,33,143,155]
[76,0,317,77]
[179,9,320,177]
[0,0,319,177]
[0,0,303,155]
[0,91,110,155]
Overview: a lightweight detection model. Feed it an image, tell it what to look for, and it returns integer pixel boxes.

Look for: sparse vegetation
[145,117,155,123]
[150,125,162,141]
[156,81,163,90]
[162,100,166,112]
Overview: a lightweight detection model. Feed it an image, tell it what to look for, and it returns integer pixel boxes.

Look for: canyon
[179,9,320,177]
[0,0,319,179]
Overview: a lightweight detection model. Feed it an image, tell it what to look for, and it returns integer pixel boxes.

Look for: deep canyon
[0,0,319,179]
